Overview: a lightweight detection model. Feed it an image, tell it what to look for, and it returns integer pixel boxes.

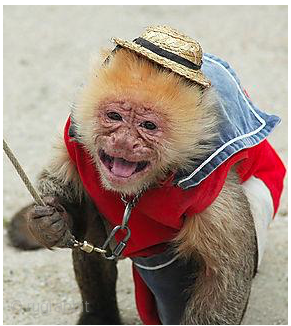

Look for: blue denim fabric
[174,53,281,190]
[131,250,198,324]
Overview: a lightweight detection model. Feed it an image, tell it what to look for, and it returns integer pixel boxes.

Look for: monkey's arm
[37,136,84,203]
[174,170,257,325]
[26,137,86,248]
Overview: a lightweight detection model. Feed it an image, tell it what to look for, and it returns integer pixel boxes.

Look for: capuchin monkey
[8,47,263,325]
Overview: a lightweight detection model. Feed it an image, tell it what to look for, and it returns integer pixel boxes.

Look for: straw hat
[112,25,211,88]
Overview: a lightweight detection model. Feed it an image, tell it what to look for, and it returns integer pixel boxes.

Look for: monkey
[7,26,285,325]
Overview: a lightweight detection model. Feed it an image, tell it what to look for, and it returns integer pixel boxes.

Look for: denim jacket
[173,53,281,190]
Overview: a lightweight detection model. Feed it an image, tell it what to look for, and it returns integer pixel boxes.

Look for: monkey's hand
[26,196,75,249]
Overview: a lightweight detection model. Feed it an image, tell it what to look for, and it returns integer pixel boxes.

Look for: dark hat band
[133,37,201,71]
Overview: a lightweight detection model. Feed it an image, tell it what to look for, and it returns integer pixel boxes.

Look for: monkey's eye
[107,112,123,121]
[140,121,157,130]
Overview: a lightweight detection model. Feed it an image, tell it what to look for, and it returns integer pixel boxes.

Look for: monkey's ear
[100,48,112,61]
[88,49,111,73]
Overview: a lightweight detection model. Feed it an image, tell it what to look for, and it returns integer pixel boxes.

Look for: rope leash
[3,139,45,206]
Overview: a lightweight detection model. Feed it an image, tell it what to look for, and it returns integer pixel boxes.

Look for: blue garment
[174,53,280,190]
[132,250,198,325]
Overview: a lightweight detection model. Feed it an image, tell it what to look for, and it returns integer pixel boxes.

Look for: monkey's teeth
[99,150,113,170]
[104,152,112,162]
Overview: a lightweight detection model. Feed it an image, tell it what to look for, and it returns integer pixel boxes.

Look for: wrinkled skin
[94,100,169,195]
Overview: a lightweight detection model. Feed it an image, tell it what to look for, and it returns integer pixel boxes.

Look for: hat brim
[112,37,211,88]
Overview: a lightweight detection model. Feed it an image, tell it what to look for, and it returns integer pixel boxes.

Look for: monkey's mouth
[99,150,149,178]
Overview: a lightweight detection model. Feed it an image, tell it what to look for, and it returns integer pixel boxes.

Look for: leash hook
[101,225,131,260]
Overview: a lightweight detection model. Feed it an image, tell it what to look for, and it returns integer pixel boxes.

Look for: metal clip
[102,225,131,260]
[80,240,94,253]
[74,240,107,254]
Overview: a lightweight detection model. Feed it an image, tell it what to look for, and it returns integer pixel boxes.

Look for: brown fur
[37,136,83,203]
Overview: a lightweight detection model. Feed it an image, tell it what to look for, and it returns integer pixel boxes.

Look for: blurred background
[3,5,287,325]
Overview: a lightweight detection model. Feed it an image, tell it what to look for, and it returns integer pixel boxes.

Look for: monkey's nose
[132,141,141,150]
[123,139,141,152]
[110,134,141,152]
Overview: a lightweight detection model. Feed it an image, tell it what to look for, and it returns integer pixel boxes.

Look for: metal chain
[121,190,143,207]
[120,190,143,227]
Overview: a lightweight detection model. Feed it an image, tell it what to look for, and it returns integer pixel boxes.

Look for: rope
[3,139,45,206]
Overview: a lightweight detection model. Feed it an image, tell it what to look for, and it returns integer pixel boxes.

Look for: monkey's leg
[175,170,257,325]
[73,251,120,325]
[72,199,121,325]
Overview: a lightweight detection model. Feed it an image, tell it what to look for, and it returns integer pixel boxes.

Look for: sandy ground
[3,5,288,325]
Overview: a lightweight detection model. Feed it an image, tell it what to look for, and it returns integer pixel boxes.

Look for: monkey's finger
[65,237,76,249]
[41,197,68,217]
[55,230,76,248]
[55,205,65,213]
[30,206,55,218]
[34,227,67,249]
[49,218,66,233]
[36,214,64,230]
[43,196,64,210]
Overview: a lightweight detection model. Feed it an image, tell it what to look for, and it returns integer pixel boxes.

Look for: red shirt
[64,117,285,258]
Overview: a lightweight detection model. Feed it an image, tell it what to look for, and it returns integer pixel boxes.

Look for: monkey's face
[95,100,167,194]
[74,49,217,195]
